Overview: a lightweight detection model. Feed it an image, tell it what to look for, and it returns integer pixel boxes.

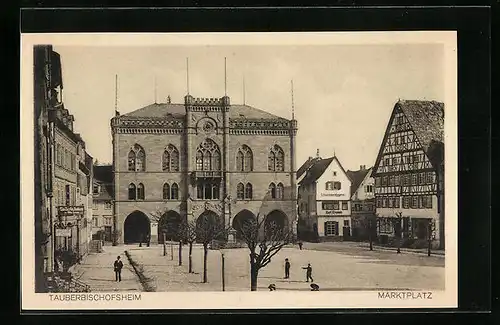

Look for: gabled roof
[93,165,113,200]
[346,167,372,197]
[398,100,444,155]
[123,101,288,120]
[299,155,349,185]
[297,157,320,179]
[374,99,445,174]
[93,165,113,183]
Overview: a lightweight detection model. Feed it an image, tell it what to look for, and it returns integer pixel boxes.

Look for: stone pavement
[71,245,142,292]
[125,242,445,292]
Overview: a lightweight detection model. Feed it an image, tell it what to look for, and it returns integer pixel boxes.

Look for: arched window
[237,183,244,200]
[171,183,179,200]
[162,144,179,172]
[237,145,253,171]
[128,183,136,200]
[276,183,284,200]
[269,183,277,199]
[128,150,136,171]
[245,183,253,199]
[128,144,146,171]
[137,183,145,200]
[196,139,221,171]
[268,145,285,171]
[212,183,220,200]
[163,183,170,200]
[236,151,244,171]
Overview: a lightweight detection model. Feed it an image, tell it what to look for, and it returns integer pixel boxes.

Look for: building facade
[34,46,93,287]
[372,100,444,248]
[298,153,352,241]
[111,94,298,244]
[347,166,376,240]
[92,165,114,242]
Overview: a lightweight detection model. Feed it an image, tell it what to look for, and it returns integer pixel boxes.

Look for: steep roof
[297,157,320,179]
[299,157,334,185]
[123,102,288,120]
[398,100,444,154]
[346,167,372,197]
[93,165,113,183]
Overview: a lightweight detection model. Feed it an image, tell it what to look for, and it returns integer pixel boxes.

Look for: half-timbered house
[372,100,444,248]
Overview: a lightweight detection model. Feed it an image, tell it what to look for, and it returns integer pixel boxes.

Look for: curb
[124,250,156,292]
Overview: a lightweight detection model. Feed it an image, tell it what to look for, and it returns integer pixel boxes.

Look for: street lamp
[220,248,226,292]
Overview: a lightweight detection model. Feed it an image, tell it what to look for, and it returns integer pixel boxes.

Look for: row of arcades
[121,209,290,244]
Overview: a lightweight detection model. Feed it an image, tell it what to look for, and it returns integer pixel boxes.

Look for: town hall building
[111,94,298,244]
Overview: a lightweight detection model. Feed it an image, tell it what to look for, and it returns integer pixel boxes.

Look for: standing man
[298,241,303,250]
[302,263,314,282]
[284,258,291,279]
[114,255,123,282]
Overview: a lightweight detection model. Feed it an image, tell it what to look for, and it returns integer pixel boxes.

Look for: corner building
[111,95,298,244]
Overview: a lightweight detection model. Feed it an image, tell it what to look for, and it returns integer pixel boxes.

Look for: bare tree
[388,212,403,254]
[150,206,170,253]
[195,214,230,283]
[426,218,437,256]
[360,215,378,251]
[178,219,198,273]
[235,214,293,291]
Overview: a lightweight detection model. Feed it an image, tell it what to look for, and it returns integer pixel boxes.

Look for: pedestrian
[302,263,314,282]
[284,258,291,279]
[146,233,151,247]
[114,255,123,282]
[298,241,303,250]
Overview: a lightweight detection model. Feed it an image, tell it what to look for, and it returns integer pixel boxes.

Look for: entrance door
[342,220,351,238]
[104,226,112,242]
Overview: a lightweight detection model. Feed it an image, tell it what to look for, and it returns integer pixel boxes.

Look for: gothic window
[268,145,285,171]
[128,183,136,200]
[268,152,275,171]
[163,183,170,200]
[137,183,145,200]
[171,183,179,200]
[269,183,277,199]
[128,151,136,171]
[236,151,244,171]
[245,183,253,199]
[128,144,146,171]
[196,139,221,171]
[163,144,179,172]
[237,183,244,200]
[276,183,284,200]
[196,151,203,170]
[237,145,253,171]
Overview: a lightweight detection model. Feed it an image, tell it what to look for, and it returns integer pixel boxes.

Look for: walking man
[298,241,303,250]
[302,263,314,282]
[284,258,291,279]
[114,256,123,282]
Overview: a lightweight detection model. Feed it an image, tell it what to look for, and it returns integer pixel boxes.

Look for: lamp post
[220,249,226,292]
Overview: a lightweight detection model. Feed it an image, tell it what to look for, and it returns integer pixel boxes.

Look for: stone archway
[264,210,289,239]
[232,209,257,241]
[196,210,225,242]
[124,211,150,244]
[158,211,183,243]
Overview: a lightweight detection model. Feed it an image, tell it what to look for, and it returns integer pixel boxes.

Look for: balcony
[193,170,222,179]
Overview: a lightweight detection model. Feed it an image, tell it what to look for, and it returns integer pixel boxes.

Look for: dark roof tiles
[346,167,372,197]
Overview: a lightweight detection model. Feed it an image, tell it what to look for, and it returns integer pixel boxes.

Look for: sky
[53,43,444,171]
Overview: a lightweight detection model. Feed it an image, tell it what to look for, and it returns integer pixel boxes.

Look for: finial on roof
[167,95,171,104]
[316,148,320,158]
[154,75,157,104]
[186,57,190,95]
[114,74,119,116]
[291,80,295,120]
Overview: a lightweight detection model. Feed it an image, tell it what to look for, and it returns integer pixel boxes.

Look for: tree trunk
[250,261,258,291]
[203,244,208,283]
[188,242,193,273]
[178,241,183,266]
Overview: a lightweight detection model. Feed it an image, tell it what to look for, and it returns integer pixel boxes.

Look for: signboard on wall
[57,205,85,216]
[325,210,343,215]
[55,228,71,237]
[320,193,346,197]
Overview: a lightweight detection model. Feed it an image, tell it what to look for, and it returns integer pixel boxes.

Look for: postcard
[21,31,457,310]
